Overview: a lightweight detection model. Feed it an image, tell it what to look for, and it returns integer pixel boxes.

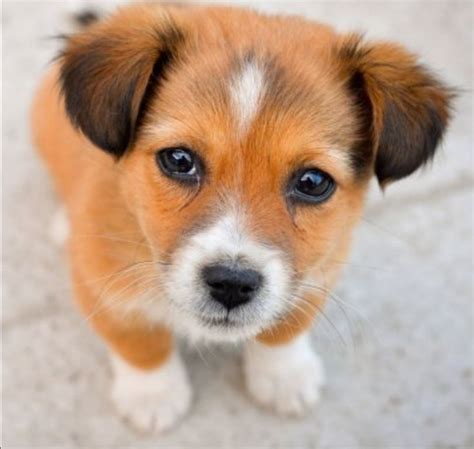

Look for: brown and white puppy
[32,3,452,433]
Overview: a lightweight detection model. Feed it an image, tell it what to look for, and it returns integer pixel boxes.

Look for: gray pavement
[2,1,473,448]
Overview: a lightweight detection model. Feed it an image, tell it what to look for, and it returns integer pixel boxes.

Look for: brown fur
[32,4,452,369]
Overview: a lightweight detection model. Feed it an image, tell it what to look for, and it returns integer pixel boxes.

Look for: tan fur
[32,64,173,369]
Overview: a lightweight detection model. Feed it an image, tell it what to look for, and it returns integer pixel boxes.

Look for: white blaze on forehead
[230,60,266,134]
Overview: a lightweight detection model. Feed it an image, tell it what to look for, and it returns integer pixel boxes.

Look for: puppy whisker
[73,233,151,248]
[82,275,162,324]
[291,293,348,347]
[299,281,377,347]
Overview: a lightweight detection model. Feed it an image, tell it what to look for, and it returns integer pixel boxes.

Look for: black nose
[202,264,263,310]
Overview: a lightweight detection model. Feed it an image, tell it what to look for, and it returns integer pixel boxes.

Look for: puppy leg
[73,276,192,433]
[243,263,346,415]
[110,344,192,434]
[100,323,192,433]
[243,332,325,416]
[101,322,192,433]
[245,296,326,416]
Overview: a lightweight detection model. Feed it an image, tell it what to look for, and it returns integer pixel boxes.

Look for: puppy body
[33,54,337,431]
[32,3,451,432]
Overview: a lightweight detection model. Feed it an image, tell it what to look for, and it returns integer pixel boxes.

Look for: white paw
[243,334,325,416]
[110,351,192,433]
[50,207,69,245]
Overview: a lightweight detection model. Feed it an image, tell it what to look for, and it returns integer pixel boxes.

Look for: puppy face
[122,54,369,341]
[60,5,452,341]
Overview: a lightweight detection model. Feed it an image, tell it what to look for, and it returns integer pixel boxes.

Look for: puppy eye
[156,147,199,183]
[289,168,336,204]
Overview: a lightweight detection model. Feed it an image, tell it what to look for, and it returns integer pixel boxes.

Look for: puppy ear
[59,6,184,157]
[338,34,454,187]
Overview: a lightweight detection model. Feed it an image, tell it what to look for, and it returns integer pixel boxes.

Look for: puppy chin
[169,307,269,344]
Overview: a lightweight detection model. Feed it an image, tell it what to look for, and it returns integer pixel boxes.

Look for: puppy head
[59,5,453,342]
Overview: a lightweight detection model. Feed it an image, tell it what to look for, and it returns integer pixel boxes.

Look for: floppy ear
[59,6,184,158]
[339,35,454,186]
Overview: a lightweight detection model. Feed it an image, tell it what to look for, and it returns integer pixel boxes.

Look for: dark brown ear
[339,34,454,186]
[59,6,184,157]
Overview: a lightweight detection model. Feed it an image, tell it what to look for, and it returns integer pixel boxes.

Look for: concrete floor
[2,1,473,448]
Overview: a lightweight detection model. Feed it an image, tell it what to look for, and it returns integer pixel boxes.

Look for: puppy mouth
[199,314,241,328]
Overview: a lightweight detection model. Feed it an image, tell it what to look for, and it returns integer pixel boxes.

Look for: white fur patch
[50,207,70,245]
[164,206,292,343]
[243,333,325,416]
[110,350,192,433]
[230,61,266,135]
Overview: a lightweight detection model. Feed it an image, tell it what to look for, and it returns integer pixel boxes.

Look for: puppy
[31,3,452,433]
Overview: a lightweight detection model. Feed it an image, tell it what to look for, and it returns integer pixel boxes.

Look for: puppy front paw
[243,335,325,416]
[110,351,192,433]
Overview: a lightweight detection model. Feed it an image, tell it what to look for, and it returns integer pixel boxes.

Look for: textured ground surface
[2,1,473,448]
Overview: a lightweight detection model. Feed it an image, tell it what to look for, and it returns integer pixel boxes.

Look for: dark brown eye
[290,168,336,204]
[156,147,200,183]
